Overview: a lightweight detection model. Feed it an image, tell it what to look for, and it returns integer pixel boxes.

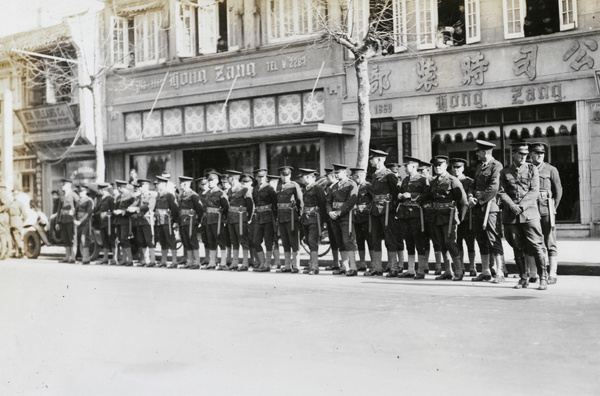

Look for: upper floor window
[268,0,326,42]
[417,0,479,50]
[134,11,167,66]
[504,0,577,39]
[25,57,77,106]
[176,1,196,57]
[347,0,406,54]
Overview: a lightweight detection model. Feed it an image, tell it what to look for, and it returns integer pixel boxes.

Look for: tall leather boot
[525,254,537,282]
[386,251,399,277]
[332,249,340,268]
[492,254,506,283]
[365,251,382,276]
[548,256,558,284]
[451,255,464,281]
[513,256,528,289]
[226,247,232,265]
[473,254,491,281]
[536,254,548,290]
[239,249,249,271]
[230,249,239,270]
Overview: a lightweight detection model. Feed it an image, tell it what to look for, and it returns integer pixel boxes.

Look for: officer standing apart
[299,168,327,275]
[203,172,229,270]
[53,178,79,263]
[154,175,180,268]
[327,164,359,276]
[276,166,303,273]
[252,169,278,272]
[366,149,400,276]
[468,140,505,282]
[93,183,115,264]
[527,142,562,285]
[450,158,477,276]
[499,142,548,290]
[350,167,374,272]
[74,185,94,264]
[426,156,468,281]
[128,179,156,267]
[397,157,430,279]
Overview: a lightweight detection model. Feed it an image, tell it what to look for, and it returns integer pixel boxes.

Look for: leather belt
[207,207,221,213]
[402,202,421,207]
[277,203,294,209]
[332,202,344,209]
[356,204,369,212]
[373,194,391,202]
[181,209,196,216]
[229,206,247,213]
[156,208,170,214]
[256,205,272,212]
[433,202,455,210]
[303,206,319,215]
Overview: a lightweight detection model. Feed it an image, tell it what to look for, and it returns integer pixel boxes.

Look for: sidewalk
[38,238,600,276]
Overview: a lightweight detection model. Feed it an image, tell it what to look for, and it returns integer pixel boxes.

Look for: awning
[103,123,354,152]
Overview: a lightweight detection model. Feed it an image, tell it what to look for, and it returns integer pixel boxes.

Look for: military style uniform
[57,185,79,263]
[227,183,254,270]
[397,167,429,278]
[204,183,229,269]
[455,173,476,274]
[252,174,278,271]
[426,158,468,280]
[300,171,327,274]
[75,191,94,264]
[468,147,505,280]
[154,186,180,267]
[369,166,400,275]
[353,179,373,271]
[327,165,358,276]
[276,174,303,272]
[130,184,156,266]
[93,186,115,264]
[113,182,136,265]
[499,153,547,289]
[0,197,26,258]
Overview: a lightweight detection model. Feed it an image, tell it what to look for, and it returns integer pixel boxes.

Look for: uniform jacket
[114,189,136,225]
[75,196,94,225]
[205,187,229,225]
[154,191,180,225]
[253,183,277,225]
[178,190,203,226]
[469,159,503,213]
[354,181,373,224]
[93,195,115,229]
[498,162,541,224]
[425,172,468,225]
[0,199,26,229]
[57,191,79,224]
[130,191,156,227]
[536,162,563,216]
[276,181,303,224]
[370,168,399,217]
[327,178,358,219]
[227,185,253,224]
[397,174,429,219]
[301,182,327,225]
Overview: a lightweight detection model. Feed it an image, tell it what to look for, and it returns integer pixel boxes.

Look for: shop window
[130,152,172,183]
[25,56,76,106]
[267,140,320,176]
[133,11,167,66]
[504,0,577,39]
[268,0,326,42]
[417,0,480,50]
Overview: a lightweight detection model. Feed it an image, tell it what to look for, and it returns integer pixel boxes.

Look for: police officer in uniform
[426,156,468,281]
[154,175,180,268]
[112,180,136,266]
[252,169,278,272]
[0,190,26,258]
[93,183,115,264]
[468,140,505,282]
[327,164,359,276]
[53,178,79,263]
[196,177,210,266]
[450,158,477,276]
[397,157,429,279]
[203,171,229,270]
[350,167,373,272]
[74,185,94,264]
[267,174,282,269]
[226,170,254,271]
[499,142,548,290]
[527,142,562,285]
[299,168,327,275]
[276,166,303,273]
[322,167,341,271]
[176,176,204,269]
[366,149,400,276]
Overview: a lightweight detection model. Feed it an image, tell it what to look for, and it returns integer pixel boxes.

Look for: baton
[316,212,322,238]
[482,200,491,229]
[384,201,389,228]
[108,214,112,236]
[468,207,472,231]
[168,212,172,237]
[448,207,455,238]
[217,211,222,236]
[189,214,194,239]
[419,206,425,233]
[291,207,294,232]
[349,209,353,236]
[239,211,243,236]
[549,197,556,228]
[368,214,372,233]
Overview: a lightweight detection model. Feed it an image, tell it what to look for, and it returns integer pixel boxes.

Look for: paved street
[1,258,599,396]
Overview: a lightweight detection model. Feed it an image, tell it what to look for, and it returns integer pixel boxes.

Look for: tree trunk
[92,82,105,183]
[355,56,371,169]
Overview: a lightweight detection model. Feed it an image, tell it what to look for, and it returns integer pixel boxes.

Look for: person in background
[450,158,477,276]
[52,178,79,263]
[93,183,115,265]
[74,185,94,264]
[299,168,327,275]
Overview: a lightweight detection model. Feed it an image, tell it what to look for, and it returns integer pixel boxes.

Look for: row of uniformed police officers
[54,139,562,290]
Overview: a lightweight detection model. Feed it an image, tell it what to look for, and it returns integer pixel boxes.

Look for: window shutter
[176,2,195,57]
[416,0,436,50]
[197,0,217,54]
[111,16,129,68]
[393,0,407,53]
[465,0,480,44]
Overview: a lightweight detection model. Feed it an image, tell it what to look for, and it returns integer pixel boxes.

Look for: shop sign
[16,103,77,133]
[67,160,96,185]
